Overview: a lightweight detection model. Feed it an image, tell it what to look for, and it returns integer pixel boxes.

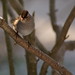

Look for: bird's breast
[16,20,34,36]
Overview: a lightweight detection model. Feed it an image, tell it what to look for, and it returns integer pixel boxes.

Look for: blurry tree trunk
[18,0,24,6]
[8,0,23,14]
[24,30,37,75]
[1,0,15,75]
[23,12,37,75]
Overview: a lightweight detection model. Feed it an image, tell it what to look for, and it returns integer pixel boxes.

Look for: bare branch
[49,0,61,39]
[40,5,75,75]
[65,41,75,51]
[40,41,75,75]
[49,0,57,29]
[8,0,23,14]
[0,18,72,75]
[1,0,15,75]
[23,30,37,75]
[39,62,48,75]
[7,3,16,19]
[51,6,75,54]
[18,0,24,6]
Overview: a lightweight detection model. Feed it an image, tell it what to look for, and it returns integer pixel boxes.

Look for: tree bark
[0,18,72,75]
[1,0,15,75]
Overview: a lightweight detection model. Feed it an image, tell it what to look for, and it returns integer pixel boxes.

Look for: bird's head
[20,10,29,21]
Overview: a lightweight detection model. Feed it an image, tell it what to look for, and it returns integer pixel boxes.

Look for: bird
[13,10,34,36]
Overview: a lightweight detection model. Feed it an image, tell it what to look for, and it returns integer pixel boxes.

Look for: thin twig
[0,18,72,75]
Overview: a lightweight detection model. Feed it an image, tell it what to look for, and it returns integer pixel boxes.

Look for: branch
[18,0,24,6]
[49,1,75,75]
[49,0,58,31]
[40,5,75,75]
[39,62,48,75]
[40,0,61,74]
[49,0,61,39]
[1,0,15,75]
[8,0,23,14]
[0,18,72,75]
[65,41,75,51]
[51,6,75,54]
[7,3,16,19]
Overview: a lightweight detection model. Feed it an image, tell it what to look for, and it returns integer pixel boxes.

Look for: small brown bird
[13,10,34,36]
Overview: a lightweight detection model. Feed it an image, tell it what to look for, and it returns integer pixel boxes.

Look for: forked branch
[0,18,72,75]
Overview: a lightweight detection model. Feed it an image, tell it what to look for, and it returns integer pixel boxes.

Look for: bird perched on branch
[13,10,34,36]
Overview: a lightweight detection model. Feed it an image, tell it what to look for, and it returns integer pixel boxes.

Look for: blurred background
[0,0,75,75]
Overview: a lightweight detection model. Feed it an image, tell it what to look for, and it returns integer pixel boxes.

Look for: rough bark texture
[24,30,37,75]
[0,18,72,75]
